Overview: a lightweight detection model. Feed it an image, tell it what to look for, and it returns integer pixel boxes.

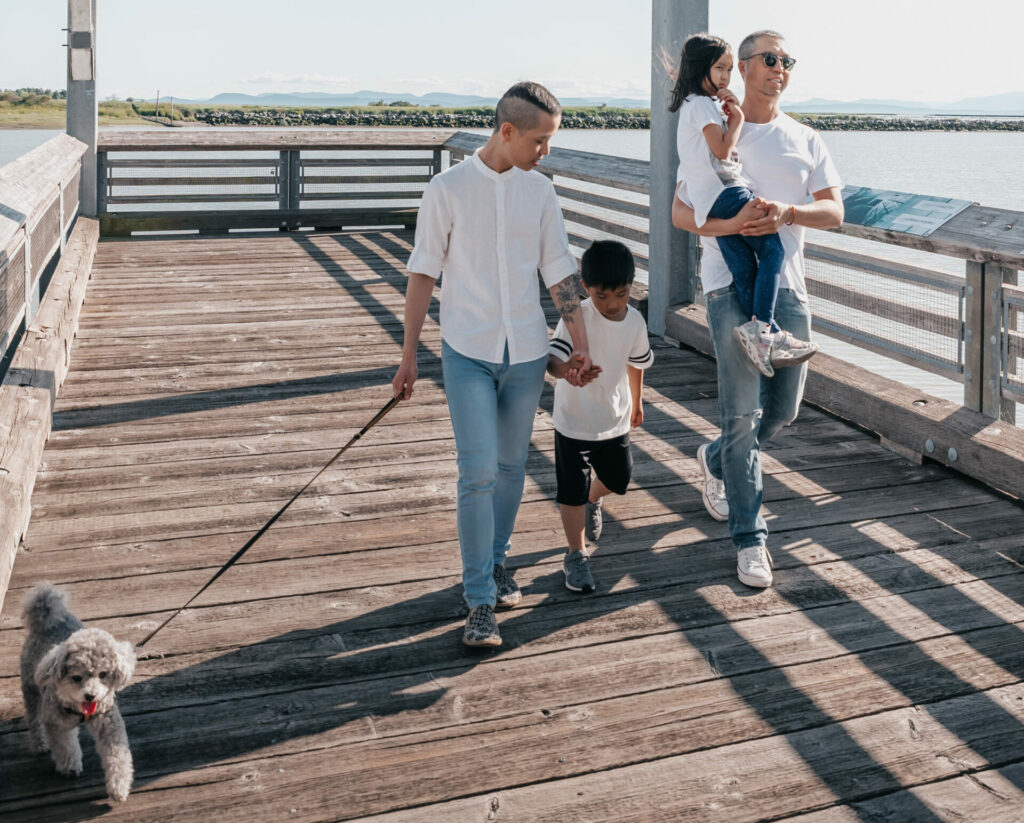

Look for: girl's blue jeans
[707,186,785,330]
[703,285,810,551]
[441,340,548,609]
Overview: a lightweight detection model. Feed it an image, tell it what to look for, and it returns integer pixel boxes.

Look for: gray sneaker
[563,550,596,593]
[770,329,819,367]
[733,319,775,377]
[492,564,522,608]
[585,498,603,541]
[463,604,502,647]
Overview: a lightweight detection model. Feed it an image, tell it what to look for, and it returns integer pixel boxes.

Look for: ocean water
[5,126,1023,407]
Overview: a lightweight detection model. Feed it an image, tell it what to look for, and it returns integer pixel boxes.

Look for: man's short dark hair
[495,81,561,131]
[581,240,635,290]
[738,29,785,61]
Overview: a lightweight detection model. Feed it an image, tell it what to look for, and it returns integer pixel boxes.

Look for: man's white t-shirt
[549,299,654,441]
[677,112,843,302]
[675,94,750,227]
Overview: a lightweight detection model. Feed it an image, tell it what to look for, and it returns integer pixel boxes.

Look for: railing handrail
[97,129,454,152]
[0,134,87,253]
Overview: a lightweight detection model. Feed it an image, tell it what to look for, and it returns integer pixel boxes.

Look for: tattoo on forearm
[555,274,582,322]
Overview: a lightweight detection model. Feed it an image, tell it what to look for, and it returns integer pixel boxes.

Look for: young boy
[548,240,653,593]
[392,82,594,648]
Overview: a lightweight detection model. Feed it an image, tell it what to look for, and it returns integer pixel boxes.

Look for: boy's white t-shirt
[549,299,654,441]
[676,112,843,301]
[675,94,750,227]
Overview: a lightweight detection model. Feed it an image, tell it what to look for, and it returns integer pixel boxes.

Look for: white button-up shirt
[407,148,578,364]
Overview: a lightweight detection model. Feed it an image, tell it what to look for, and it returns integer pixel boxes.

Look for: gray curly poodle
[20,582,136,802]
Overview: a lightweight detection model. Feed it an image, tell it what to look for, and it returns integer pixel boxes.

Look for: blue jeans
[703,285,810,550]
[441,340,548,608]
[708,186,785,330]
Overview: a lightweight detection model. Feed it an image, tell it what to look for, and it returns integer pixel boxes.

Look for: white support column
[648,0,708,336]
[67,0,98,217]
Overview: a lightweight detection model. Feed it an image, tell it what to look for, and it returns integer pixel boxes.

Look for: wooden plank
[0,218,98,612]
[100,208,418,236]
[443,133,650,193]
[806,276,961,339]
[98,130,455,152]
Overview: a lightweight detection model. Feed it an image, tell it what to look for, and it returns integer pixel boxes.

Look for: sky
[1,0,1021,104]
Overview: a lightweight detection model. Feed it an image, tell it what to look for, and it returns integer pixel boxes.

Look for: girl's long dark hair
[667,33,731,113]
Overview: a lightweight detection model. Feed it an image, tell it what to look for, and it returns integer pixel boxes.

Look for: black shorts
[554,431,633,506]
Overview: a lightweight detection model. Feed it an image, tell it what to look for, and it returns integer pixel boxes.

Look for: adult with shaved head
[672,30,844,588]
[393,81,596,647]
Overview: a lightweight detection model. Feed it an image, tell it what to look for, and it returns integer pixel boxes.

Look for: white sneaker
[737,545,773,588]
[771,329,818,367]
[733,319,775,377]
[697,443,729,522]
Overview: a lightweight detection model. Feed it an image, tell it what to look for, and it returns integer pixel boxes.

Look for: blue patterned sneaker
[584,498,603,541]
[492,564,522,608]
[463,604,502,647]
[563,550,596,593]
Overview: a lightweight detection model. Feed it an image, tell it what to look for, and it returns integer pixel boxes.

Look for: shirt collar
[471,148,520,182]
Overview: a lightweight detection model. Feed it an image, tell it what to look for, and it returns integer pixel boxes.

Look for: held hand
[725,198,767,234]
[564,352,599,387]
[631,404,644,428]
[741,199,788,236]
[391,357,417,400]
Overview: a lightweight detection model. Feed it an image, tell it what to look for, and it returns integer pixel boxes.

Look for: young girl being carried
[670,33,817,377]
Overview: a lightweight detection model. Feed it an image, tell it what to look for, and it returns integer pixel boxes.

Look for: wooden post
[96,150,107,215]
[67,0,97,217]
[965,260,1016,422]
[982,264,1016,423]
[648,0,707,337]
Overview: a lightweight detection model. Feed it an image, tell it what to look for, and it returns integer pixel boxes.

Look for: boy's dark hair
[581,240,635,290]
[667,33,731,113]
[495,81,561,131]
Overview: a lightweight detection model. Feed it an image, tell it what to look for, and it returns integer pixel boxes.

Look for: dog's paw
[107,782,131,802]
[55,762,83,778]
[28,736,49,755]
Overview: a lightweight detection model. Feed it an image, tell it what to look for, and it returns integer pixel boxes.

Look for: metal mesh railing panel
[806,250,964,377]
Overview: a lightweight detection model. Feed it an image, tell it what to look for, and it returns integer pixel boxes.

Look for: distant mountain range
[151,90,1024,116]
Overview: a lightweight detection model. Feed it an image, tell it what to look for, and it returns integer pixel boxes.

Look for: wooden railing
[0,134,86,372]
[0,133,98,608]
[96,130,450,236]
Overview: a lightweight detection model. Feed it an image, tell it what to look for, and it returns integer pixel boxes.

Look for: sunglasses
[742,51,797,71]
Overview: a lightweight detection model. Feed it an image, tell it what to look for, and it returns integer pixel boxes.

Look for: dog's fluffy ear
[111,640,136,689]
[35,643,68,689]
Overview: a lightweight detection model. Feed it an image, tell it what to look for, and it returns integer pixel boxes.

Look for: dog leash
[136,393,403,649]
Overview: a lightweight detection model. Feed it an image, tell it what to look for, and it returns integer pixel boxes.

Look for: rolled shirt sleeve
[537,184,578,289]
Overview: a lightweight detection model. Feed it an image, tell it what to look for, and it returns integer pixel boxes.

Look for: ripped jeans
[703,284,810,550]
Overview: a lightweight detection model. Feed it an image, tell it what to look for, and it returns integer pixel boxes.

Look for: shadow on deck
[2,230,1024,822]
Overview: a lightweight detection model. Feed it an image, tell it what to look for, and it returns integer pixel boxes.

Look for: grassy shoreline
[3,99,1023,132]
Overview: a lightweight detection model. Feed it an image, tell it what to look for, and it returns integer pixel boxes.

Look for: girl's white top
[407,148,578,365]
[675,93,750,226]
[549,299,654,441]
[677,112,843,302]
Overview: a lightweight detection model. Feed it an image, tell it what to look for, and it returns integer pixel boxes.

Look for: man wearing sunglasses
[672,30,844,589]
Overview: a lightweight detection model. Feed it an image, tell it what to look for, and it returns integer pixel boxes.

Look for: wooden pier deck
[3,229,1024,821]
